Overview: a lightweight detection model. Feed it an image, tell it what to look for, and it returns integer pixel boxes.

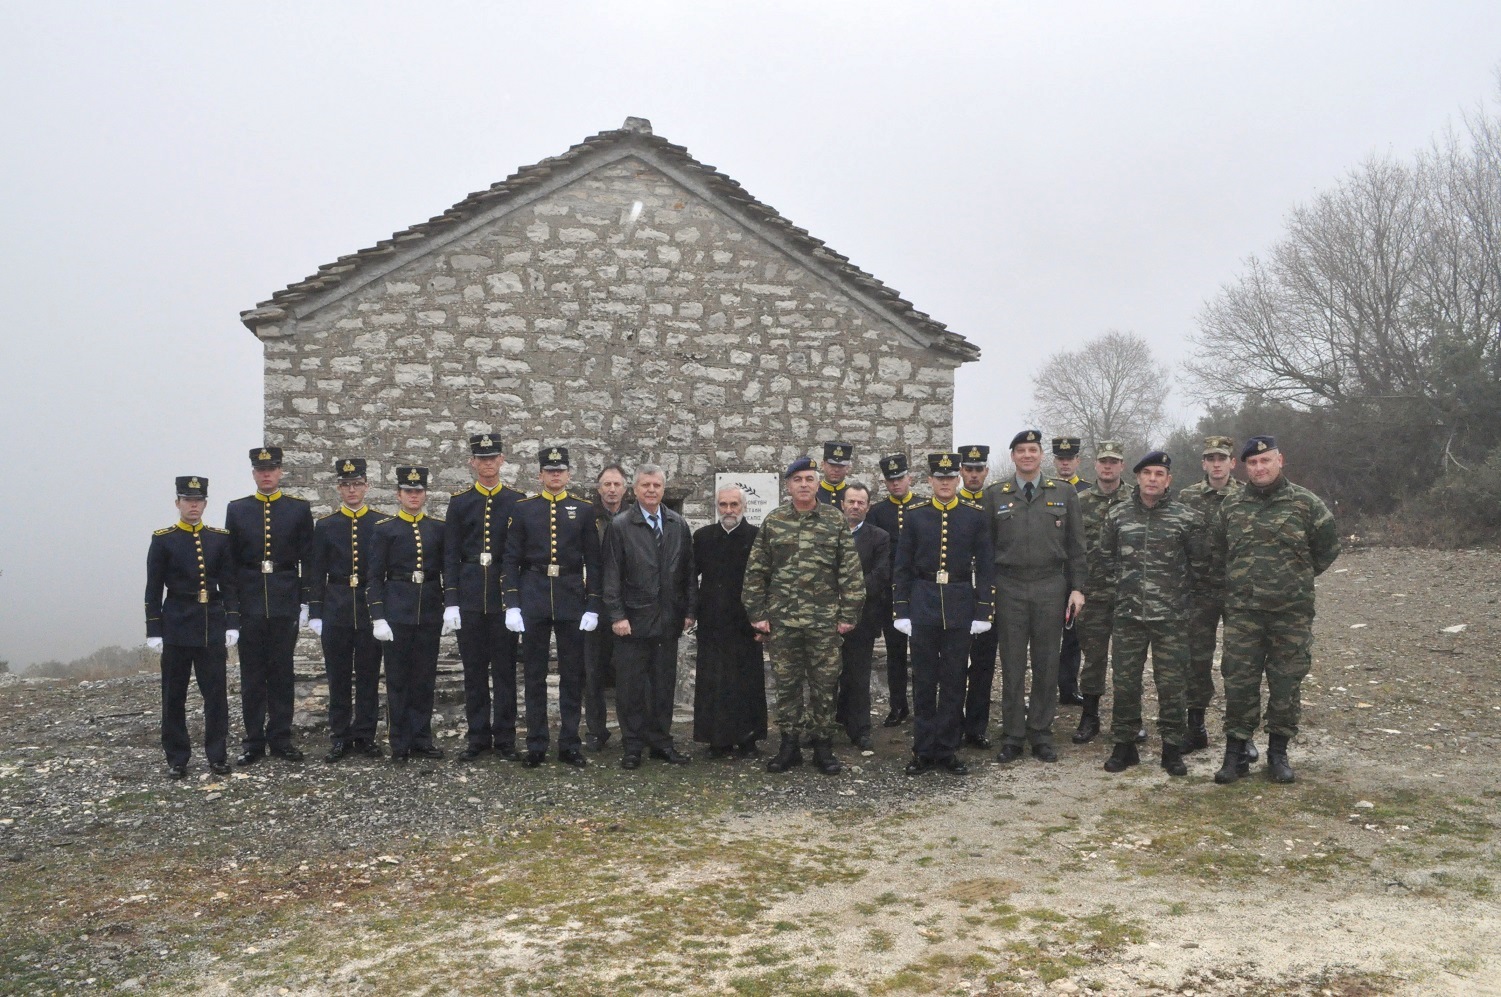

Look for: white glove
[970,620,992,635]
[505,608,525,633]
[579,611,599,633]
[145,637,163,654]
[894,618,912,636]
[225,630,240,649]
[373,619,394,642]
[309,618,323,637]
[442,606,462,635]
[299,604,310,628]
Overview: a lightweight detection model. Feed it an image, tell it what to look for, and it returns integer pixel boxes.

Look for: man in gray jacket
[601,464,697,769]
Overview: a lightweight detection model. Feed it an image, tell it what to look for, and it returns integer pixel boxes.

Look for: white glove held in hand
[146,637,164,653]
[893,618,913,636]
[970,620,992,635]
[505,608,525,633]
[299,604,310,629]
[579,611,599,633]
[372,619,394,642]
[225,630,239,649]
[442,606,462,635]
[309,618,323,637]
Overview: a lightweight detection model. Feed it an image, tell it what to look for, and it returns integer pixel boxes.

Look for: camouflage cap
[1202,435,1235,457]
[1095,440,1125,461]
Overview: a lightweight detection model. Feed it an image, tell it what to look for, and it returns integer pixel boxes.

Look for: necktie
[649,513,661,535]
[1024,481,1035,503]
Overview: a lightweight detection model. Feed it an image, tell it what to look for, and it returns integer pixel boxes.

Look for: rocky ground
[2,546,1499,995]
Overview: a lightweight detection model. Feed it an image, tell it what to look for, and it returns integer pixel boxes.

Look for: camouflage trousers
[769,625,843,741]
[1220,607,1314,741]
[1186,593,1225,709]
[1077,594,1115,697]
[1109,616,1187,746]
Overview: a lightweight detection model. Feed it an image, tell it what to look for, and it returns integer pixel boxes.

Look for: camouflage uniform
[1217,477,1339,740]
[742,501,865,742]
[1102,491,1211,746]
[1077,481,1134,696]
[1177,477,1244,709]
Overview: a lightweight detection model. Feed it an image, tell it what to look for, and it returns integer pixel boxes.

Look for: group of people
[144,428,1338,787]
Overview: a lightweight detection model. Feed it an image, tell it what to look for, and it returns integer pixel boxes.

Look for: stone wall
[260,156,961,522]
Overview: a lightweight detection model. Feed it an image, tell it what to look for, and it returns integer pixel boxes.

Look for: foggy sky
[3,2,1499,667]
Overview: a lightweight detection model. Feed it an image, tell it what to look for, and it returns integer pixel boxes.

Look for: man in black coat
[691,485,767,757]
[834,483,891,751]
[867,454,919,728]
[224,445,313,765]
[585,463,632,751]
[601,464,696,769]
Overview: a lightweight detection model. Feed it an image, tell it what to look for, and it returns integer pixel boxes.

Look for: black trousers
[836,628,877,742]
[1057,623,1082,698]
[161,643,229,767]
[963,625,1000,738]
[912,624,971,760]
[614,634,679,754]
[322,623,382,745]
[520,617,586,754]
[882,623,910,712]
[386,622,440,756]
[583,623,618,741]
[239,615,298,753]
[457,610,518,750]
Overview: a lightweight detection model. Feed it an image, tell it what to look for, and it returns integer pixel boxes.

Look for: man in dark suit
[834,483,890,751]
[585,463,631,751]
[601,464,697,770]
[867,454,918,728]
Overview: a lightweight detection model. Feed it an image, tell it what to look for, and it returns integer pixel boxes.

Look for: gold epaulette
[451,485,473,497]
[208,526,230,534]
[153,526,175,536]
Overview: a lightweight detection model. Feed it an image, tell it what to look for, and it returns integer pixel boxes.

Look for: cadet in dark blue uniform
[956,444,999,749]
[445,432,525,762]
[1052,436,1091,708]
[867,454,918,727]
[308,457,385,762]
[816,441,854,507]
[502,446,602,768]
[893,453,996,775]
[368,465,454,763]
[224,446,313,765]
[145,476,238,779]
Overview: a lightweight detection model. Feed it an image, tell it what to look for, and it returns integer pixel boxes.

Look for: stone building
[241,117,978,519]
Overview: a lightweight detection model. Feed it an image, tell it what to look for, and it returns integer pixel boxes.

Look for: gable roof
[240,116,978,362]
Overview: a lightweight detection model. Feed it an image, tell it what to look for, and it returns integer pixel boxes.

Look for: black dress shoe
[324,743,350,764]
[458,745,488,762]
[391,752,410,765]
[558,748,587,768]
[621,753,642,770]
[707,745,731,759]
[905,756,933,776]
[586,732,611,752]
[882,706,910,728]
[209,760,231,776]
[412,745,445,760]
[165,764,187,780]
[1031,743,1059,763]
[964,733,993,750]
[996,743,1025,763]
[270,746,305,762]
[940,756,969,775]
[235,750,264,767]
[495,744,520,762]
[649,746,691,765]
[735,740,761,758]
[523,750,546,768]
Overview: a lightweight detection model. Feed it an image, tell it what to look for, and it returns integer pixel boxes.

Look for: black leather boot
[1185,709,1209,752]
[811,738,842,775]
[1214,737,1249,784]
[1072,694,1101,744]
[1266,733,1295,783]
[1242,739,1259,762]
[1160,742,1187,776]
[766,734,803,773]
[1102,742,1139,772]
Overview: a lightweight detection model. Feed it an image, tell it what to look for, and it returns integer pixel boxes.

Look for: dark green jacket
[1218,476,1340,613]
[1079,482,1134,599]
[1178,477,1243,595]
[1102,491,1211,622]
[742,501,864,629]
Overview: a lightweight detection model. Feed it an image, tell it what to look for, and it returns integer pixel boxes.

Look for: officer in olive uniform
[368,465,454,763]
[308,457,385,762]
[956,445,999,749]
[501,446,602,768]
[224,446,313,765]
[1052,436,1090,707]
[983,430,1086,763]
[817,441,854,507]
[445,432,525,762]
[145,476,238,779]
[867,454,918,726]
[893,453,996,775]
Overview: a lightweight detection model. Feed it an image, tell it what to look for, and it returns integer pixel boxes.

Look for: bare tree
[1029,330,1170,458]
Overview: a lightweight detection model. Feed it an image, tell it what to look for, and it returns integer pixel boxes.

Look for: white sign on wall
[714,472,781,528]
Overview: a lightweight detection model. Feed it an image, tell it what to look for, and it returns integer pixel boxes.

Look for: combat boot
[1214,737,1250,784]
[1265,733,1295,783]
[811,739,842,775]
[1242,740,1259,762]
[766,734,803,773]
[1072,694,1101,744]
[1102,742,1139,772]
[1160,742,1187,776]
[1185,709,1210,753]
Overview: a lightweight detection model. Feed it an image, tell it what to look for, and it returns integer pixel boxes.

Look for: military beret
[1009,429,1042,450]
[396,465,430,490]
[249,445,283,468]
[785,456,817,478]
[334,457,367,480]
[958,444,990,467]
[822,441,854,466]
[1052,436,1082,456]
[1240,435,1277,461]
[1095,440,1125,460]
[1132,451,1171,474]
[879,453,910,479]
[539,446,570,470]
[175,475,208,498]
[469,432,503,456]
[1202,435,1235,457]
[927,452,961,477]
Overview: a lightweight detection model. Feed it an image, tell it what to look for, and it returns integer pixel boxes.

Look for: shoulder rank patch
[153,526,175,536]
[1043,480,1056,488]
[452,486,473,497]
[374,517,395,525]
[999,483,1014,493]
[208,526,230,534]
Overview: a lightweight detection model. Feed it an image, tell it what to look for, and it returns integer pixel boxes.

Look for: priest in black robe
[692,485,768,756]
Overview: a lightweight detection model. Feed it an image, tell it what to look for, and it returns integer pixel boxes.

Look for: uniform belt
[385,571,436,581]
[166,590,220,602]
[461,555,495,565]
[327,575,353,585]
[917,571,972,584]
[243,561,299,573]
[525,565,582,577]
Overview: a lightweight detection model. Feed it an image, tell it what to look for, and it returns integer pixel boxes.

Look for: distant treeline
[27,645,146,681]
